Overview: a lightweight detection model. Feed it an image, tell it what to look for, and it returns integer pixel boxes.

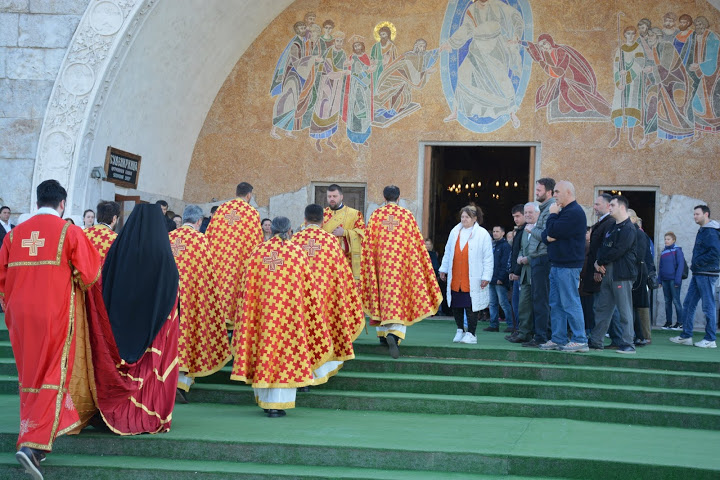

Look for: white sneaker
[669,336,693,346]
[694,339,717,348]
[459,332,477,344]
[453,329,465,343]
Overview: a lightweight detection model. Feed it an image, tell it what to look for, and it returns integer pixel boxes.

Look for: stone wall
[0,0,90,221]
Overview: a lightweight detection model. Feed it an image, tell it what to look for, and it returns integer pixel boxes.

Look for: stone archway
[32,0,293,214]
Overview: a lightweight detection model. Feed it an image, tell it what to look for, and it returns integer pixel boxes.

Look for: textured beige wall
[187,0,720,214]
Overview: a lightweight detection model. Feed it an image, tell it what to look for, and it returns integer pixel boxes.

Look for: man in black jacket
[589,195,638,354]
[505,204,525,339]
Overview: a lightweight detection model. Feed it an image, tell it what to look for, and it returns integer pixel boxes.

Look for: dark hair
[322,19,335,28]
[383,185,400,202]
[599,193,613,203]
[172,215,182,221]
[210,205,218,214]
[96,201,120,224]
[37,179,67,208]
[83,209,95,218]
[494,225,506,233]
[293,21,306,34]
[611,195,629,210]
[327,184,343,194]
[155,200,168,208]
[0,206,10,214]
[460,204,484,224]
[536,177,556,193]
[695,205,710,216]
[511,204,524,215]
[236,182,253,197]
[304,204,324,223]
[261,218,271,225]
[65,218,75,225]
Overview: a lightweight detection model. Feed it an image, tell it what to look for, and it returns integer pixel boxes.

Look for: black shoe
[588,342,604,350]
[661,323,673,330]
[671,323,683,331]
[379,337,389,346]
[509,335,529,344]
[616,345,637,354]
[521,339,542,348]
[175,388,189,404]
[266,409,287,418]
[605,344,620,350]
[386,334,400,359]
[634,339,650,347]
[503,327,515,333]
[16,447,43,479]
[504,333,517,341]
[483,326,499,332]
[297,386,310,392]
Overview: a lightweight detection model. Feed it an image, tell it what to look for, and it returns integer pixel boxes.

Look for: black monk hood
[102,203,179,363]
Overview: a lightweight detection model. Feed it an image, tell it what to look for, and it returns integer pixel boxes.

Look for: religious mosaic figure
[370,23,399,90]
[320,19,335,53]
[686,16,720,139]
[650,12,694,146]
[310,31,348,152]
[523,33,610,123]
[373,39,439,126]
[343,40,375,149]
[270,21,308,139]
[441,0,526,129]
[638,27,662,148]
[609,26,645,149]
[294,24,324,131]
[674,14,694,62]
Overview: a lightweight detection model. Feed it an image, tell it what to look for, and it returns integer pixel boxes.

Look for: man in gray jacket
[522,178,556,347]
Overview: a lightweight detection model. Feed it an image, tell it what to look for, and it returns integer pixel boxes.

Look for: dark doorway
[428,145,534,255]
[599,189,657,241]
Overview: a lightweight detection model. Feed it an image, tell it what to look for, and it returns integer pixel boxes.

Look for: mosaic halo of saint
[440,0,533,133]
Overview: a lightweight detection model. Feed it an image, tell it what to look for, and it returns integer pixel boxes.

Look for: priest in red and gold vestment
[322,184,365,283]
[361,186,442,359]
[204,182,263,329]
[292,204,365,384]
[0,180,101,476]
[231,217,332,417]
[169,205,231,397]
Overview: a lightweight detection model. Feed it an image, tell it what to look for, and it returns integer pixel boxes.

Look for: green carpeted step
[0,359,14,376]
[0,342,12,358]
[0,399,718,480]
[0,454,549,480]
[186,381,720,430]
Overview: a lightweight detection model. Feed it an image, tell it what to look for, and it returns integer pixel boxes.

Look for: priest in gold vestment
[361,186,443,359]
[169,205,231,399]
[204,182,263,329]
[292,204,365,384]
[231,217,332,417]
[321,184,365,282]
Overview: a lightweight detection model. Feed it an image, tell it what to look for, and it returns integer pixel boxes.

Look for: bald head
[553,181,576,208]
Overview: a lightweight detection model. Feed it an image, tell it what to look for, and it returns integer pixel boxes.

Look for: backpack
[673,248,689,280]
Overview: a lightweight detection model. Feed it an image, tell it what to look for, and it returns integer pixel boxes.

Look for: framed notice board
[104,146,141,189]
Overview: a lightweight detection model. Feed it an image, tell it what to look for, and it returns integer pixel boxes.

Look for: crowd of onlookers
[427,178,720,353]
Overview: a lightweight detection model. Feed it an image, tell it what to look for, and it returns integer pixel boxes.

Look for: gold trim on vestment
[176,381,192,392]
[20,384,67,394]
[56,419,83,438]
[231,375,314,389]
[129,396,173,424]
[255,398,296,410]
[146,347,162,355]
[185,353,232,378]
[153,356,179,382]
[8,222,69,268]
[310,362,344,386]
[349,317,366,343]
[364,302,439,327]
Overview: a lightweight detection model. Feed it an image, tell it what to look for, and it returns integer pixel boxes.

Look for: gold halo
[373,21,397,42]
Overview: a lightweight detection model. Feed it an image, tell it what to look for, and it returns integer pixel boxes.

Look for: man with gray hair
[541,181,588,352]
[169,205,232,402]
[508,202,539,343]
[231,217,332,417]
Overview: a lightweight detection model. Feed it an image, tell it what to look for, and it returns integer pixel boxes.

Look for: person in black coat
[629,211,657,345]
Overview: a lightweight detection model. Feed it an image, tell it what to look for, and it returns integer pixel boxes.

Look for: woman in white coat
[438,205,494,344]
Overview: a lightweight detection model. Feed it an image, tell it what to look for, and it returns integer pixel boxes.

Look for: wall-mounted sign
[105,146,141,189]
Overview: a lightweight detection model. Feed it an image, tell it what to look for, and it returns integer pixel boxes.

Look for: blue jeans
[549,266,587,345]
[662,279,683,325]
[489,283,513,328]
[681,275,719,341]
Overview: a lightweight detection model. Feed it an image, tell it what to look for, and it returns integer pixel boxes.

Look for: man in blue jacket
[670,205,720,348]
[540,181,588,352]
[486,226,513,332]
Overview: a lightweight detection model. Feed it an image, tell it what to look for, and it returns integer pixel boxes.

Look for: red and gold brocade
[231,237,332,388]
[204,198,263,328]
[0,215,101,450]
[361,203,442,326]
[291,226,365,383]
[322,206,365,281]
[169,226,231,385]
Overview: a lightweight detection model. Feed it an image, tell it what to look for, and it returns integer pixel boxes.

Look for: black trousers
[452,307,479,335]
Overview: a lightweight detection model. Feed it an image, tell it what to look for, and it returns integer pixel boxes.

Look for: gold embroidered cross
[224,210,241,226]
[171,238,186,257]
[382,215,400,232]
[21,231,45,256]
[262,251,284,271]
[302,238,322,257]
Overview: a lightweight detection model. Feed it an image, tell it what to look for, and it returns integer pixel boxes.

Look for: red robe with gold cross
[361,203,442,327]
[169,226,231,386]
[0,214,101,451]
[204,198,263,328]
[291,226,365,383]
[322,206,365,282]
[231,237,332,391]
[81,224,179,436]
